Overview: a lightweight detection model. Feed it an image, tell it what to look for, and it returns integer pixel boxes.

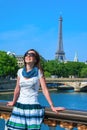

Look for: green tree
[80,67,87,77]
[65,62,86,77]
[0,51,19,78]
[44,60,59,75]
[57,63,69,77]
[42,59,87,78]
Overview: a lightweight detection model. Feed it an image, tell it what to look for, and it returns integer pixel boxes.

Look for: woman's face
[24,51,36,64]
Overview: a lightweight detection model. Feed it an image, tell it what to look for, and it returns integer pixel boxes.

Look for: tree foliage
[80,67,87,77]
[0,51,19,78]
[40,59,87,78]
[0,50,87,78]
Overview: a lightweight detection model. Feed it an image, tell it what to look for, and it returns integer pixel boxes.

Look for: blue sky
[0,0,87,62]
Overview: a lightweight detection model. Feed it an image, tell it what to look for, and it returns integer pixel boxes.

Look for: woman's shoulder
[17,68,23,77]
[38,69,43,78]
[18,68,23,72]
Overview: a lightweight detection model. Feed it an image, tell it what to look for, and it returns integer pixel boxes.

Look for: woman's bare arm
[40,77,65,113]
[7,77,20,106]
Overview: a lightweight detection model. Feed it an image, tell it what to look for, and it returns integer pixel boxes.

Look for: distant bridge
[46,78,87,92]
[0,78,87,92]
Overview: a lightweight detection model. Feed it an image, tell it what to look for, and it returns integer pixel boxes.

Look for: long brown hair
[23,49,43,73]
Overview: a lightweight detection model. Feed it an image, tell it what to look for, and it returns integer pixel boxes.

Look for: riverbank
[0,88,58,95]
[0,89,14,95]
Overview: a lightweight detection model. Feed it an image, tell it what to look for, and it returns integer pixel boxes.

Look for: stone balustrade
[0,102,87,130]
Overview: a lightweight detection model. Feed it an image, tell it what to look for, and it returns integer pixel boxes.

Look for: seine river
[0,91,87,130]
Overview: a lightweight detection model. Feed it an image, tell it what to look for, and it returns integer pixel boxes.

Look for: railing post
[49,126,56,130]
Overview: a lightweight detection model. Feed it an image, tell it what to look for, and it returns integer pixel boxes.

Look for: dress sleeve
[38,69,43,79]
[17,69,21,77]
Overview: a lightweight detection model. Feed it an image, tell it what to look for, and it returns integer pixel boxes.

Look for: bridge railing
[0,102,87,130]
[46,78,87,82]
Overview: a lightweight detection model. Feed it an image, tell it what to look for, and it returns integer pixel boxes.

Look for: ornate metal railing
[0,102,87,130]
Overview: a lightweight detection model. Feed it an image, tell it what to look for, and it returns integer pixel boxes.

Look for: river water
[0,91,87,130]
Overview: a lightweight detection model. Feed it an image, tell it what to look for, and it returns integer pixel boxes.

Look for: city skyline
[0,0,87,62]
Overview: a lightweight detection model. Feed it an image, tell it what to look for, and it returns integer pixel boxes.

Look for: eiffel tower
[55,16,65,62]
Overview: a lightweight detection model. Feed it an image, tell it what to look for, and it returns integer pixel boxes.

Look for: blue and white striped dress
[6,68,45,130]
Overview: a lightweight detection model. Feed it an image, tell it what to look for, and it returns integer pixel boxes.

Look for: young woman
[6,49,65,130]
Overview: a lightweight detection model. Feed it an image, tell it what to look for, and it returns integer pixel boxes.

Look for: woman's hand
[51,106,65,113]
[7,101,14,107]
